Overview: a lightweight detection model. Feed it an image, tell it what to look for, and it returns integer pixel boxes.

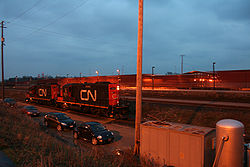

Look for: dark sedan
[73,122,114,145]
[3,98,16,107]
[44,112,76,131]
[22,105,40,116]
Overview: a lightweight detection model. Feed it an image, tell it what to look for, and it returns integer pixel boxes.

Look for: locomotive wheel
[73,132,78,139]
[92,138,98,145]
[62,103,68,111]
[114,114,121,120]
[57,124,62,131]
[44,121,49,127]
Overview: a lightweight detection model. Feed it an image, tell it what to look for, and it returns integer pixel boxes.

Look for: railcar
[25,83,59,105]
[57,82,127,118]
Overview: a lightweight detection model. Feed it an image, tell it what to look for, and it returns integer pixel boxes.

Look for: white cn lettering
[38,89,47,97]
[80,90,96,101]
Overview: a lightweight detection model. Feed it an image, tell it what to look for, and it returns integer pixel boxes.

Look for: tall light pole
[96,70,99,82]
[180,55,185,74]
[213,62,216,89]
[134,0,143,155]
[15,76,17,88]
[80,73,82,83]
[1,21,6,100]
[117,69,121,89]
[116,69,120,75]
[152,66,155,90]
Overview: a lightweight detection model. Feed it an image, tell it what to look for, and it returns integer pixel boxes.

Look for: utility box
[140,121,215,167]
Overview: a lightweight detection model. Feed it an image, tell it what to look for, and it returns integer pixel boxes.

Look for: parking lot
[18,102,135,155]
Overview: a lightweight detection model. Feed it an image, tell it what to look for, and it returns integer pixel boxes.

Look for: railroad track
[20,100,135,127]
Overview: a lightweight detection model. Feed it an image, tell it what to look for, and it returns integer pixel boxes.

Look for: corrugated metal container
[215,119,244,167]
[140,121,215,167]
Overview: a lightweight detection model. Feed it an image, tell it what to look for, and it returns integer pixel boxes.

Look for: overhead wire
[25,0,90,37]
[7,23,135,57]
[7,0,137,57]
[9,0,43,24]
[9,22,136,50]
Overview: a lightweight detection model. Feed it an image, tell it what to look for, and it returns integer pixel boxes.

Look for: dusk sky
[1,0,250,78]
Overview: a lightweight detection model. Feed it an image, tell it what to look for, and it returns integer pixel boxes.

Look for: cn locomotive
[25,82,128,118]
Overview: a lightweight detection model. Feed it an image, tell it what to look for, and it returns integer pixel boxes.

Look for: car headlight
[61,122,67,126]
[97,135,102,140]
[111,132,114,135]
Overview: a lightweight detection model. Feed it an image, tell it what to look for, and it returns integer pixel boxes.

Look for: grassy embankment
[142,103,250,139]
[0,104,153,167]
[122,89,250,103]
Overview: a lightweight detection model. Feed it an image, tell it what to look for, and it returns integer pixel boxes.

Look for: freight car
[26,82,128,118]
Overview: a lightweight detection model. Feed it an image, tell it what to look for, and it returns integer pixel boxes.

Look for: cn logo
[38,89,47,97]
[80,90,96,101]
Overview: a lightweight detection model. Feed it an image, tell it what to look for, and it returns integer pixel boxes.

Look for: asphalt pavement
[0,151,15,167]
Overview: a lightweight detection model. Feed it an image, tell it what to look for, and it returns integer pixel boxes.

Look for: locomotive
[25,82,128,118]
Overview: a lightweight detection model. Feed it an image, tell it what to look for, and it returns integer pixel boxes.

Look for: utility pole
[152,66,155,90]
[117,69,121,90]
[213,62,216,89]
[180,55,185,74]
[1,21,6,100]
[134,0,143,155]
[80,73,82,83]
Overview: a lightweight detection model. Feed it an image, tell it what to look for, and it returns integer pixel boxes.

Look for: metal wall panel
[140,121,215,167]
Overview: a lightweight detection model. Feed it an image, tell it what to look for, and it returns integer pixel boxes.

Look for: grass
[142,102,250,140]
[0,103,155,167]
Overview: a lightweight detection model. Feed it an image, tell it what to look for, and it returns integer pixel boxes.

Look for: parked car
[3,98,16,107]
[44,112,76,131]
[73,122,114,145]
[21,105,40,116]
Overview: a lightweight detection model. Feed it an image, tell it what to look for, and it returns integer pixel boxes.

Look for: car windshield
[89,124,106,132]
[56,114,70,120]
[25,106,37,110]
[5,98,15,102]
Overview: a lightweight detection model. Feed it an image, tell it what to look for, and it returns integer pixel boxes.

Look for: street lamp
[117,69,121,88]
[80,73,82,83]
[213,62,216,89]
[15,76,17,88]
[180,55,185,74]
[117,69,120,75]
[96,70,99,82]
[152,66,155,90]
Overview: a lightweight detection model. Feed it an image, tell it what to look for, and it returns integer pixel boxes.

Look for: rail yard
[1,71,250,166]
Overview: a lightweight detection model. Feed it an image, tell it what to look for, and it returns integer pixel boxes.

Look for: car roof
[4,98,15,101]
[24,105,36,108]
[85,122,101,126]
[47,112,66,116]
